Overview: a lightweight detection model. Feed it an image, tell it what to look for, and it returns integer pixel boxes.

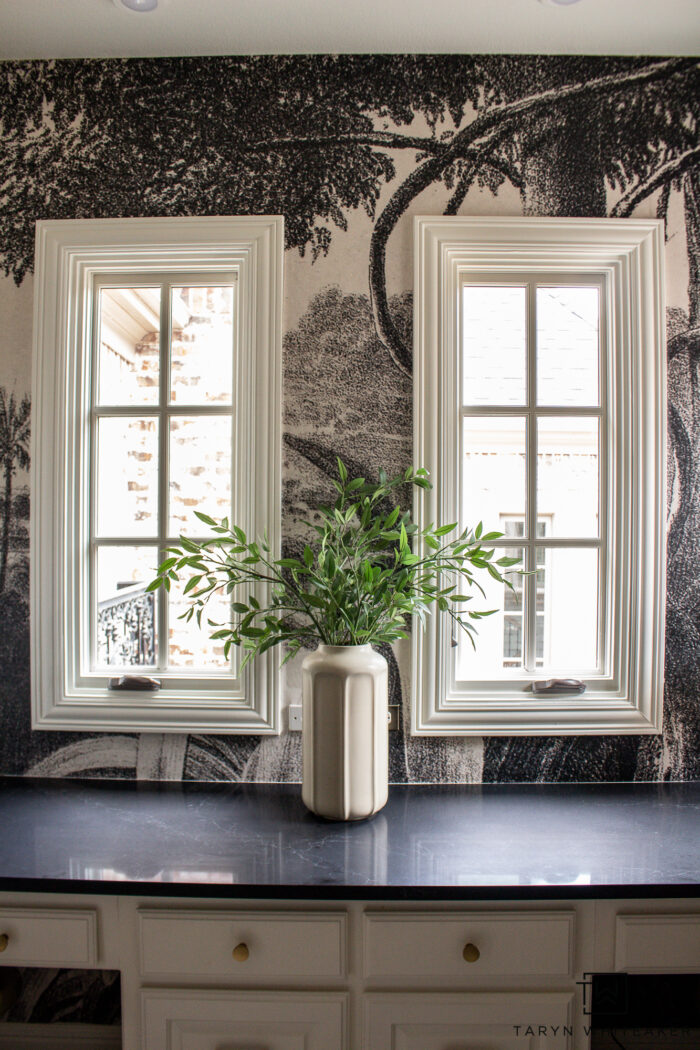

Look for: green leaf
[384,506,400,528]
[183,575,203,594]
[194,511,217,527]
[337,457,348,482]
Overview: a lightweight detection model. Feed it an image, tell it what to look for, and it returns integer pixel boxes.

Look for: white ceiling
[0,0,698,60]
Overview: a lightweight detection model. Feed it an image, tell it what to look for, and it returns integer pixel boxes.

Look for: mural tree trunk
[684,170,700,329]
[0,390,30,595]
[519,110,607,218]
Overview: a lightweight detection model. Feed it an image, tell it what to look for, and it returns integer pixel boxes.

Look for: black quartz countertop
[0,777,698,900]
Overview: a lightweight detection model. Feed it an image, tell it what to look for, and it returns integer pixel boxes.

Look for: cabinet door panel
[141,989,347,1050]
[364,993,574,1050]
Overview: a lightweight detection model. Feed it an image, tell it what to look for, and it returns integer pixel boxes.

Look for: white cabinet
[129,901,582,1050]
[1,893,699,1050]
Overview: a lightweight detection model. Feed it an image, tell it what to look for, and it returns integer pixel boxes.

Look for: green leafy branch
[147,460,520,668]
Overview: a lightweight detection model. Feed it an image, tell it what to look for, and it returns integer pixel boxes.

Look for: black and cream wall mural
[0,55,698,783]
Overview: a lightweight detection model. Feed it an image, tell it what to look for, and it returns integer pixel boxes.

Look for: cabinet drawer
[363,910,574,979]
[615,914,700,972]
[0,907,98,966]
[138,908,347,979]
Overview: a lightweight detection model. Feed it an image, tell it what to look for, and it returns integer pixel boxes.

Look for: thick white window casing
[31,217,283,734]
[413,216,666,736]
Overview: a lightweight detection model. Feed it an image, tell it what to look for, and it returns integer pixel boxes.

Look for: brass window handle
[232,942,249,962]
[462,942,480,963]
[0,934,9,952]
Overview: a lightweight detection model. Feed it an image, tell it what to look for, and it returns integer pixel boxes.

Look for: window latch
[527,678,586,695]
[108,675,161,691]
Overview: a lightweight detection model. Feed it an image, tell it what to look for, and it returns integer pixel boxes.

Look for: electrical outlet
[290,705,398,731]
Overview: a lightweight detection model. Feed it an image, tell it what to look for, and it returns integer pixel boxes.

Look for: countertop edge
[2,876,699,901]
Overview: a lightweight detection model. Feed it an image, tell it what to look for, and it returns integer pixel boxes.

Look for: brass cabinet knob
[0,934,8,952]
[462,942,480,963]
[232,942,250,962]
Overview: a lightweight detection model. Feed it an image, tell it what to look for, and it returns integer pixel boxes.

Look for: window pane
[97,287,160,406]
[462,285,526,405]
[170,286,234,404]
[462,417,526,527]
[168,575,231,670]
[537,286,599,406]
[537,547,599,671]
[96,417,159,537]
[456,546,524,678]
[96,546,157,669]
[537,416,599,538]
[168,416,232,535]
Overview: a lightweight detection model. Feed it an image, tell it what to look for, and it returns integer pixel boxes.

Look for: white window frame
[31,216,284,734]
[413,216,666,736]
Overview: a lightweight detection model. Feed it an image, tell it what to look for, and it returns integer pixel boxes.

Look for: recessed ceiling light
[538,0,584,6]
[112,0,160,12]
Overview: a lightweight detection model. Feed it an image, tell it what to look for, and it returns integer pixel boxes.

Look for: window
[413,216,666,735]
[31,217,283,733]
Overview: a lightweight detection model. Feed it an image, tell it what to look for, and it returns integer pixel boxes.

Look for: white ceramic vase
[301,644,389,821]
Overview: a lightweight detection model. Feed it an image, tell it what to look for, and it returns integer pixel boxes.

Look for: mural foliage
[0,55,698,782]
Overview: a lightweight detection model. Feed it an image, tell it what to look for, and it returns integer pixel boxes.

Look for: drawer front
[0,907,98,966]
[363,910,574,979]
[139,908,347,979]
[615,914,700,972]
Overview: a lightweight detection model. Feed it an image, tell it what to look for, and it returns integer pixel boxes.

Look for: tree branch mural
[0,54,699,783]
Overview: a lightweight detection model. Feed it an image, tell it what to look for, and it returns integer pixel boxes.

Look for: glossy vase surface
[301,644,389,821]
